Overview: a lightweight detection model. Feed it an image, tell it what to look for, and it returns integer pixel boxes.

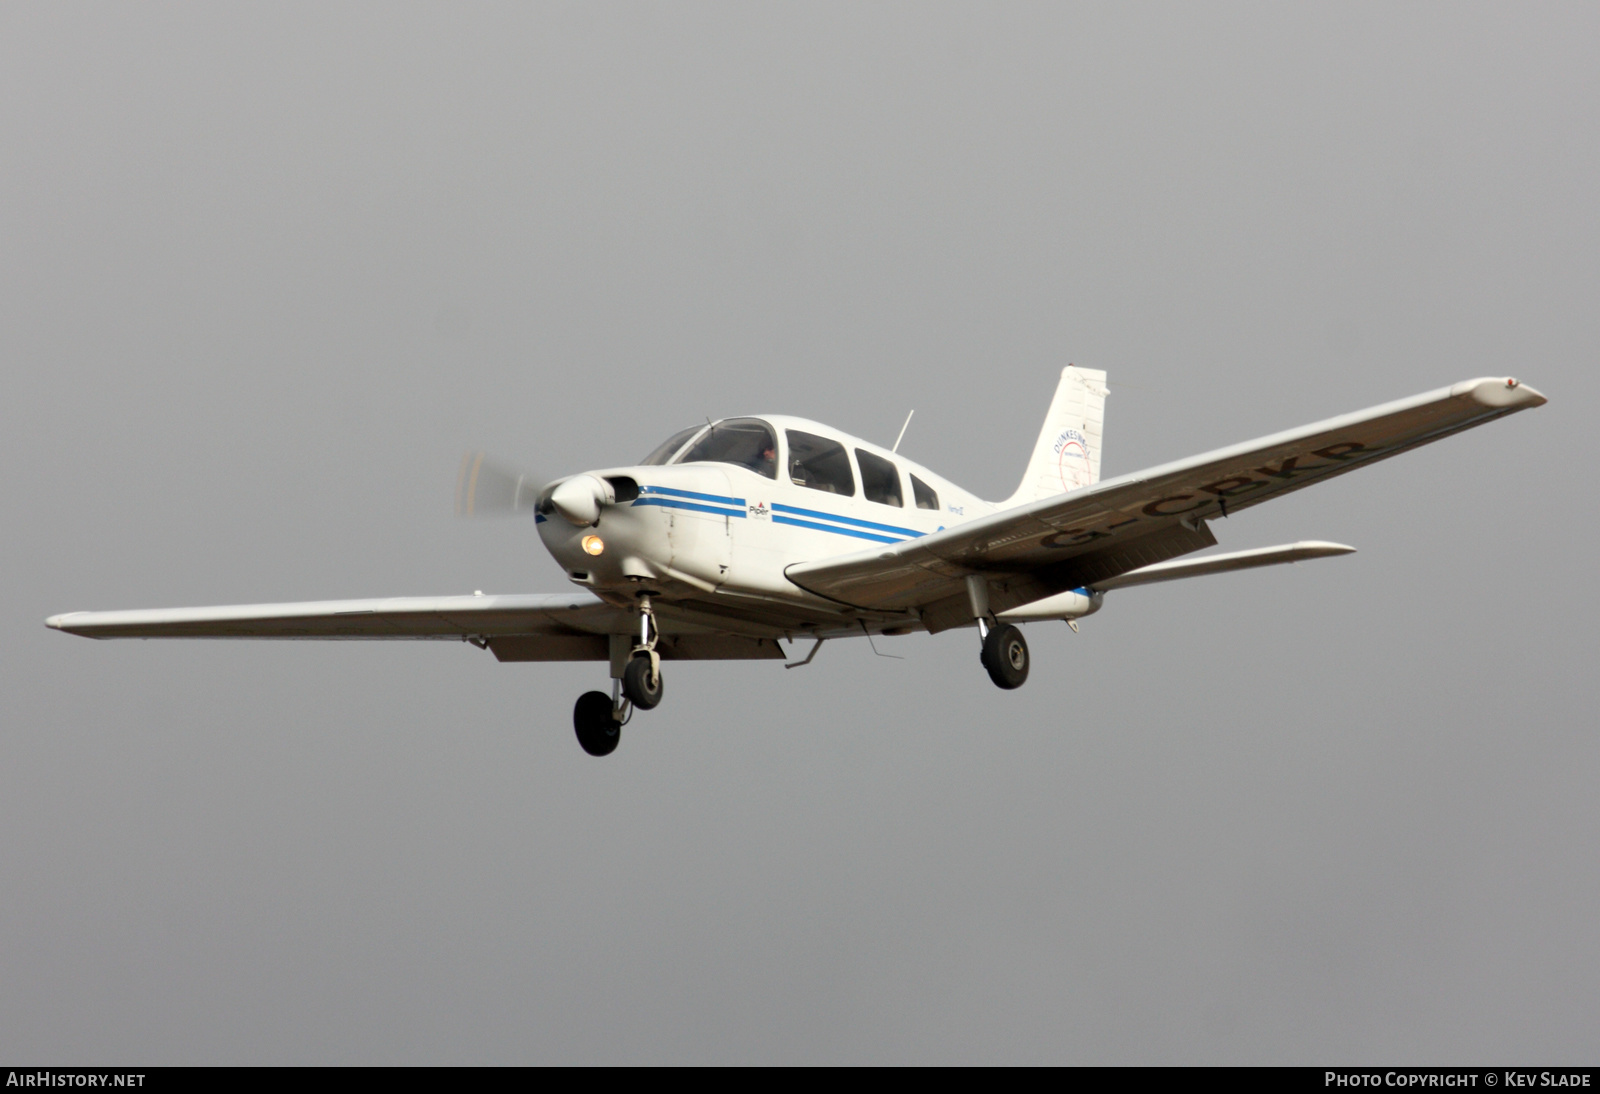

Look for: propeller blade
[455,452,545,517]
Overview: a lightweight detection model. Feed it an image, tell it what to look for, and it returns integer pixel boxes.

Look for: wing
[785,376,1545,631]
[46,591,621,640]
[45,592,786,662]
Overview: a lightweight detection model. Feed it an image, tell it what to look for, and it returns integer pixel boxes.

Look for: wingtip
[1456,376,1547,409]
[1291,540,1357,556]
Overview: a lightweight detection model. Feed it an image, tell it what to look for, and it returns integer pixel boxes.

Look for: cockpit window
[787,430,856,496]
[911,474,940,511]
[856,449,903,507]
[639,426,706,467]
[676,418,777,479]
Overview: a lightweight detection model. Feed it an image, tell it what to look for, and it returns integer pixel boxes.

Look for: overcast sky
[3,2,1596,1064]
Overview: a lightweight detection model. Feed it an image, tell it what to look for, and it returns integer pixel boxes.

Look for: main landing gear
[573,690,621,757]
[980,620,1030,690]
[967,574,1029,690]
[572,593,665,757]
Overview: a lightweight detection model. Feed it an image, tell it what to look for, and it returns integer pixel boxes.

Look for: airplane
[46,369,1546,757]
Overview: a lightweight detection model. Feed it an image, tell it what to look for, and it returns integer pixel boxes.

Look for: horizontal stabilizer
[1090,541,1355,592]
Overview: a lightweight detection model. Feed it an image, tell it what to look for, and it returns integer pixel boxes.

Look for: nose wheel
[622,592,664,709]
[622,654,663,709]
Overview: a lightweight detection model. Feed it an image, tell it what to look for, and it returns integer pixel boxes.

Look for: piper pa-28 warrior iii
[48,370,1546,756]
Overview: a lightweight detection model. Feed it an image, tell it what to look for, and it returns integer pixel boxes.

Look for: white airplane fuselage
[536,413,1099,634]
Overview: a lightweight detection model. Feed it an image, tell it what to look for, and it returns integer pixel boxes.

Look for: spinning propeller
[455,453,618,526]
[454,452,544,517]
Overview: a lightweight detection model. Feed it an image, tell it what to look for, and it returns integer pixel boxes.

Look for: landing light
[581,535,605,556]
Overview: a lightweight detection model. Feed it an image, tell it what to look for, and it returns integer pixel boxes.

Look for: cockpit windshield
[639,426,706,467]
[675,418,778,479]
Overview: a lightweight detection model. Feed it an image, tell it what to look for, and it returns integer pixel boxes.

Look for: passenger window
[911,474,939,511]
[855,449,903,507]
[786,430,856,496]
[677,418,777,479]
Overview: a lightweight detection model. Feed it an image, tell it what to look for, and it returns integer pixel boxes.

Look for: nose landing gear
[572,594,664,757]
[621,593,664,710]
[622,655,663,709]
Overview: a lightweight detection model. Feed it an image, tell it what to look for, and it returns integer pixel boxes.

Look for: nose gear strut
[621,594,664,709]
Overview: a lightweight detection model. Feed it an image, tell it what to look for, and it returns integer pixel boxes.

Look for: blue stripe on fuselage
[638,485,746,507]
[772,514,902,544]
[770,501,925,539]
[634,497,745,518]
[635,485,934,543]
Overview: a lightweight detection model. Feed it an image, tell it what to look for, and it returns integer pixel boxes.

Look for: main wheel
[573,691,620,757]
[622,655,664,710]
[980,623,1030,690]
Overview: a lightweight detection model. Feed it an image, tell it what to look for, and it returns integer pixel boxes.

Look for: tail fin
[1002,365,1108,507]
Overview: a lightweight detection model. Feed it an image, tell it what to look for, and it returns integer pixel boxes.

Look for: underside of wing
[785,376,1544,631]
[46,592,628,641]
[45,592,788,662]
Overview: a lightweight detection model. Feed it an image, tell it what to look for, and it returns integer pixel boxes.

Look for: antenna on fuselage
[891,409,915,453]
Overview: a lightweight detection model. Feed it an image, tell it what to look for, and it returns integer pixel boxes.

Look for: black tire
[622,655,664,710]
[980,623,1030,690]
[573,691,620,757]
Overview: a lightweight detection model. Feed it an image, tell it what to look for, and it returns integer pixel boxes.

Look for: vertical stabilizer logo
[1053,428,1092,490]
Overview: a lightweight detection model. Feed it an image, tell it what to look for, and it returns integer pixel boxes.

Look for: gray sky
[3,2,1596,1064]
